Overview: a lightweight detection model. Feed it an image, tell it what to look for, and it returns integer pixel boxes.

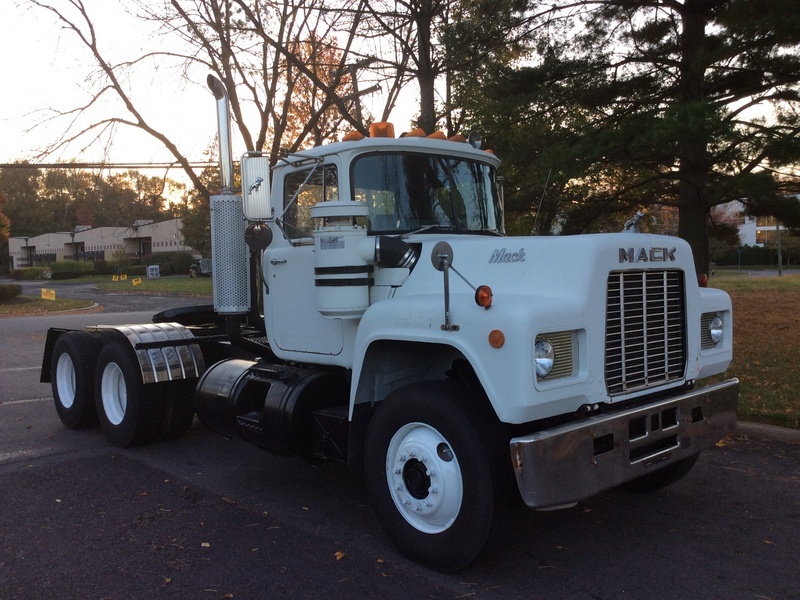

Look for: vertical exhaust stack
[207,74,250,314]
[207,74,235,195]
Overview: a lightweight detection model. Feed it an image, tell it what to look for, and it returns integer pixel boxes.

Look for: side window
[282,165,338,239]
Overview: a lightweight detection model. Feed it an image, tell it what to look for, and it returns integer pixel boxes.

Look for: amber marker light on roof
[370,122,395,138]
[488,329,505,348]
[342,130,364,142]
[475,285,493,308]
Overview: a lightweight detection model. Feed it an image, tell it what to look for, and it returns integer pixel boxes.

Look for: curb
[736,421,800,444]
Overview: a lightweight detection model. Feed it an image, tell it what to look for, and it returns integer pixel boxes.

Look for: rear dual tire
[94,342,195,447]
[51,331,100,429]
[51,331,196,447]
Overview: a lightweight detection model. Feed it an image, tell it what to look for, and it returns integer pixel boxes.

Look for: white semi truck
[41,76,738,571]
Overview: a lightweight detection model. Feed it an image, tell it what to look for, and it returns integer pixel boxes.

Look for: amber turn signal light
[475,285,493,308]
[488,329,505,348]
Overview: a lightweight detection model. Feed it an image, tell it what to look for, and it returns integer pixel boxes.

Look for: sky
[0,0,258,170]
[1,0,417,170]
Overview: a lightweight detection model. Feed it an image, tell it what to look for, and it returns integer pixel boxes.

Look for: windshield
[351,152,503,234]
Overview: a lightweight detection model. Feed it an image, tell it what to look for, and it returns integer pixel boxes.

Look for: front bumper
[509,379,739,509]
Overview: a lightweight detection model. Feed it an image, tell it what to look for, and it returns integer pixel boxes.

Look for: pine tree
[466,0,800,274]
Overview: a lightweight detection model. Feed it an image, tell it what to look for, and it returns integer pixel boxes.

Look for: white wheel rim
[385,422,463,534]
[55,353,76,409]
[101,362,127,426]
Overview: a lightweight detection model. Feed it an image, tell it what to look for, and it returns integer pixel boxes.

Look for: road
[1,290,799,599]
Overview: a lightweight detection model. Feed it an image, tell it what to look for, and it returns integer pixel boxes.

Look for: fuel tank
[195,359,349,459]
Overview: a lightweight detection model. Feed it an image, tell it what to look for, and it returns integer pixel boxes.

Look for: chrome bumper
[509,379,739,509]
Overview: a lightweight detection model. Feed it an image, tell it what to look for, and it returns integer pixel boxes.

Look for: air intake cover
[211,194,250,314]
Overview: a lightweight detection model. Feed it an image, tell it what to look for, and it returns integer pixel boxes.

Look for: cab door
[262,162,344,357]
[263,244,343,356]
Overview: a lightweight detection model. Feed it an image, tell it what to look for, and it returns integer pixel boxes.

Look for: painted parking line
[0,397,51,406]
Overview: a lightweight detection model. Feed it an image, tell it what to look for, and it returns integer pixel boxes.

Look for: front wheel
[364,382,512,571]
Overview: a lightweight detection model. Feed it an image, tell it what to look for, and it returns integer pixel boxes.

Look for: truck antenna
[531,169,551,236]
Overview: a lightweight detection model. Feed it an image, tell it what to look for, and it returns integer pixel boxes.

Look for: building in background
[7,218,192,269]
[715,199,798,247]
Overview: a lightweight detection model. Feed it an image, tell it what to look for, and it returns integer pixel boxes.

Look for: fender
[92,323,205,384]
[350,291,598,424]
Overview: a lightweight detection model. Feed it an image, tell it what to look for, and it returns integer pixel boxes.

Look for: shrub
[143,251,195,275]
[118,264,147,276]
[0,283,22,302]
[9,267,50,280]
[108,252,141,272]
[714,244,779,267]
[93,260,113,275]
[50,260,96,280]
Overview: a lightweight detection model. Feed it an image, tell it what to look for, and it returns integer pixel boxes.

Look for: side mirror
[241,153,272,220]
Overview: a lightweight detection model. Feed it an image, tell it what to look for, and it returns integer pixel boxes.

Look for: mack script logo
[619,247,677,263]
[490,248,526,263]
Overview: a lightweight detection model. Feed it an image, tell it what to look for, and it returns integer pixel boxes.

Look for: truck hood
[396,232,696,297]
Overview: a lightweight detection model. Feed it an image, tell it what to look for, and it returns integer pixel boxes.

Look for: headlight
[701,312,725,348]
[534,339,555,378]
[709,315,724,345]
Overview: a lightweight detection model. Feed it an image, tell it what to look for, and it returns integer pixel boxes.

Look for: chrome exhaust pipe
[207,74,249,315]
[207,74,234,194]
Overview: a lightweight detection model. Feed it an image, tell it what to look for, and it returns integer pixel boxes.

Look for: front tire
[364,381,512,571]
[94,342,162,447]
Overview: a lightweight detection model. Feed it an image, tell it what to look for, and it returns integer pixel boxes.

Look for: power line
[0,162,216,170]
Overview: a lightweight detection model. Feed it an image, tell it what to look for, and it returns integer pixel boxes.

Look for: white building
[8,218,192,269]
[715,200,794,247]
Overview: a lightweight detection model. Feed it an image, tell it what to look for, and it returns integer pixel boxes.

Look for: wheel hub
[403,459,431,499]
[386,422,463,534]
[101,362,127,426]
[55,354,76,409]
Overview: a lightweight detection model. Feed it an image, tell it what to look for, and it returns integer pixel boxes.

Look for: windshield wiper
[402,225,457,237]
[401,225,504,238]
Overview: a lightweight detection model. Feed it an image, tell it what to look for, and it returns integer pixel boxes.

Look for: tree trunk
[677,157,710,276]
[415,0,437,134]
[677,0,712,278]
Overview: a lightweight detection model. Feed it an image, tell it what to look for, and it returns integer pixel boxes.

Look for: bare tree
[27,0,374,198]
[355,0,531,135]
[29,0,212,197]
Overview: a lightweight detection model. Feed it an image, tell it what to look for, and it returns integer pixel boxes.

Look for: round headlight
[535,340,555,378]
[709,315,724,345]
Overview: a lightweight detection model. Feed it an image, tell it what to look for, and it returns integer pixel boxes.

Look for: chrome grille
[605,270,686,396]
